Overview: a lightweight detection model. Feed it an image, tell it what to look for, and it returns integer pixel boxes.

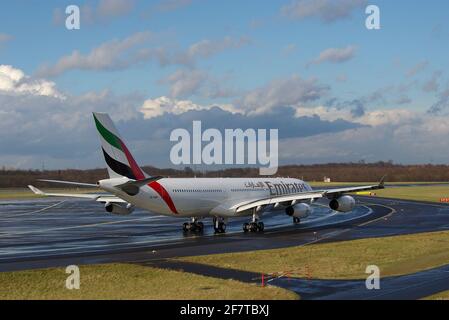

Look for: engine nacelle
[105,202,134,215]
[285,203,311,219]
[329,195,355,212]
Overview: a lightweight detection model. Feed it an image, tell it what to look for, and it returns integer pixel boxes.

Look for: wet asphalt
[1,194,449,299]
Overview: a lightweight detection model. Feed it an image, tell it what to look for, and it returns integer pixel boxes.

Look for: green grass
[424,290,449,300]
[0,188,42,199]
[179,231,449,280]
[369,185,449,203]
[0,263,298,300]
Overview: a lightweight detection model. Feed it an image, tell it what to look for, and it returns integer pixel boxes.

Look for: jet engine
[285,203,311,219]
[329,195,355,212]
[105,202,134,215]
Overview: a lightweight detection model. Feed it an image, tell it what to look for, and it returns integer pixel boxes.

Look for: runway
[1,195,449,299]
[0,197,376,265]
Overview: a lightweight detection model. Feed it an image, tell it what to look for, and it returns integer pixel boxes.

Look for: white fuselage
[99,177,313,218]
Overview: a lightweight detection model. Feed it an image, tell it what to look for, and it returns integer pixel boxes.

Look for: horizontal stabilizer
[28,185,45,195]
[378,175,387,188]
[115,176,163,195]
[38,179,98,187]
[28,185,124,203]
[28,185,100,199]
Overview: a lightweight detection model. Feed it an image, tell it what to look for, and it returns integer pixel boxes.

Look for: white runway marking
[0,215,166,238]
[299,203,395,247]
[0,200,66,218]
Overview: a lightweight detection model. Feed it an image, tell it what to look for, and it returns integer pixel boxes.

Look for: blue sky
[1,0,449,169]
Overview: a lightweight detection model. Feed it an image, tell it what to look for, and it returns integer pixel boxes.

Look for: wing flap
[234,191,324,213]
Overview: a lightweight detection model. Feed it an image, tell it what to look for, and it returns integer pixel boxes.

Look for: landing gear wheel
[214,222,226,234]
[244,221,264,233]
[293,217,301,225]
[213,217,226,234]
[250,222,259,232]
[244,209,265,233]
[182,221,204,233]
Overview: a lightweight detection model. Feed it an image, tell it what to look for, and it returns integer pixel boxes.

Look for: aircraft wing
[27,185,126,203]
[234,176,386,213]
[314,175,386,196]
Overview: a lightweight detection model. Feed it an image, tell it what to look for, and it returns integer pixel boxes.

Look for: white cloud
[0,65,64,98]
[310,45,357,65]
[140,96,240,119]
[53,0,135,25]
[336,74,348,82]
[2,63,449,169]
[395,95,412,105]
[163,69,207,98]
[281,0,366,23]
[422,71,442,92]
[37,31,152,77]
[238,75,329,114]
[281,106,449,164]
[138,36,250,67]
[406,61,429,77]
[154,0,193,13]
[0,70,147,170]
[281,44,298,56]
[98,0,135,18]
[294,105,417,126]
[161,67,237,99]
[428,83,449,114]
[175,36,250,66]
[150,73,328,115]
[38,34,249,77]
[0,33,11,44]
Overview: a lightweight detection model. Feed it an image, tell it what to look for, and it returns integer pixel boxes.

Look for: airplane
[28,112,386,234]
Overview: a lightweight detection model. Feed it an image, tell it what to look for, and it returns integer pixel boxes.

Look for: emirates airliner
[29,113,385,233]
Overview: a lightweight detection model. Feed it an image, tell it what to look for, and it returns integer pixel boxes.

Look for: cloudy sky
[1,0,449,170]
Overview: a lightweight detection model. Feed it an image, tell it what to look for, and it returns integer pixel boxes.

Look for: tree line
[1,162,449,188]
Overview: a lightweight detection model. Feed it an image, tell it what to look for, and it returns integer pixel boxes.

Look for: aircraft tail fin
[92,112,147,180]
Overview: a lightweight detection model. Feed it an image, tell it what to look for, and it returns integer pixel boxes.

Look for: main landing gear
[182,218,204,233]
[243,212,265,233]
[293,217,301,225]
[213,217,226,234]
